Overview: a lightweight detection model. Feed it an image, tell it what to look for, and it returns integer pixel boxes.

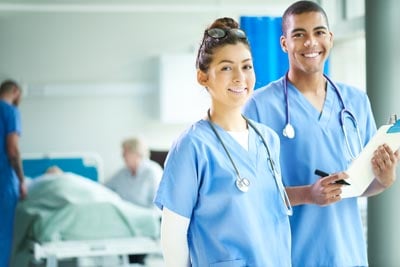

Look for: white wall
[0,3,291,84]
[331,35,366,91]
[0,1,294,179]
[19,92,191,179]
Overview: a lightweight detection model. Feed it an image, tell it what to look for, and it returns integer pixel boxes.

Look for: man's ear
[197,69,208,87]
[329,31,334,48]
[280,35,288,53]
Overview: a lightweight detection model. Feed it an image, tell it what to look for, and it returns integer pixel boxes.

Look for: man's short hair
[282,0,330,36]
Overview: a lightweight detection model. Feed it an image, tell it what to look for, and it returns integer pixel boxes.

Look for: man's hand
[371,144,399,188]
[310,172,349,206]
[19,180,27,200]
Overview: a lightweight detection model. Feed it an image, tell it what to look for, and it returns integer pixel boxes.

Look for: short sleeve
[243,97,261,122]
[5,105,22,136]
[154,136,200,219]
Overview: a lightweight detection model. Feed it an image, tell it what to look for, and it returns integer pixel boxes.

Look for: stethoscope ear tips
[283,123,295,139]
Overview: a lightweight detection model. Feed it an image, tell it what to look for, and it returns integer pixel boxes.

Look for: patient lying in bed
[11,167,160,267]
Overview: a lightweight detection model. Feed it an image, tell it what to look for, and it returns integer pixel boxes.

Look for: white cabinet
[158,53,210,124]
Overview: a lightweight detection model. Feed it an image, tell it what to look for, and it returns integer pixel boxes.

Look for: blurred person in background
[0,79,27,267]
[106,137,162,209]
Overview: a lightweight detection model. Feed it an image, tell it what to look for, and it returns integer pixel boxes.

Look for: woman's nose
[233,70,245,82]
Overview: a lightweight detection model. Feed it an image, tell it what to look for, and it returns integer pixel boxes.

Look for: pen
[314,169,351,185]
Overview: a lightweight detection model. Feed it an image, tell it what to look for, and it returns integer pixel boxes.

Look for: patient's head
[122,137,150,175]
[45,165,64,175]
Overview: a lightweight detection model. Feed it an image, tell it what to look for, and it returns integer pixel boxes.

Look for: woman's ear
[197,69,208,87]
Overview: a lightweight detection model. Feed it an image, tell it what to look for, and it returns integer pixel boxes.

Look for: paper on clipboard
[341,120,400,198]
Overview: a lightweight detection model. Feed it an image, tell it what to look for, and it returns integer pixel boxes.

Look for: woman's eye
[221,66,232,71]
[243,64,253,70]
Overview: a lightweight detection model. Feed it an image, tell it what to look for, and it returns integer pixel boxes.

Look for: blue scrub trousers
[0,181,19,267]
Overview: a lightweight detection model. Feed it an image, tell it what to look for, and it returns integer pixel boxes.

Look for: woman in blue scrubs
[154,17,292,266]
[0,80,27,267]
[243,1,399,266]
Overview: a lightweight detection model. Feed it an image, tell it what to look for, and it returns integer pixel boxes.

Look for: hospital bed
[11,153,162,267]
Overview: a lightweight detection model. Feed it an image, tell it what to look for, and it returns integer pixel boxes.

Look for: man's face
[12,88,22,107]
[281,11,333,75]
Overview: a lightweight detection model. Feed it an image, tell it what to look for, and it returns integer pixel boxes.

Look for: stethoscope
[207,110,293,216]
[283,73,363,160]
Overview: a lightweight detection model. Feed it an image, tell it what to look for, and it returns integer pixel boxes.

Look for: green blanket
[11,173,160,267]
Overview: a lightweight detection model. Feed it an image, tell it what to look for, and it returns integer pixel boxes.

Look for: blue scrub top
[155,119,291,267]
[243,76,376,267]
[0,100,22,267]
[0,100,21,188]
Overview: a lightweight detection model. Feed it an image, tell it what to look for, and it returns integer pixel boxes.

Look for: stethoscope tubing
[283,72,363,159]
[207,110,293,216]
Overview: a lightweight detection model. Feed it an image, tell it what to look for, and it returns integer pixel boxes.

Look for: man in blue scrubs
[244,1,399,266]
[0,80,27,267]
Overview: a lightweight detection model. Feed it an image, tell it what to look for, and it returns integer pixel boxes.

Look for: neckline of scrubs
[286,80,337,128]
[202,119,259,166]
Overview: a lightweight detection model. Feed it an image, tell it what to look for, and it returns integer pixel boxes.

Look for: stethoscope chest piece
[236,177,250,192]
[283,123,295,139]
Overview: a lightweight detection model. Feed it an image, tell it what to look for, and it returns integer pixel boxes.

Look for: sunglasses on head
[206,28,247,40]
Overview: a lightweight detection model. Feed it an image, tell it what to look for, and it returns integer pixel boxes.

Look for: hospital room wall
[0,3,292,180]
[0,1,366,180]
[18,93,188,181]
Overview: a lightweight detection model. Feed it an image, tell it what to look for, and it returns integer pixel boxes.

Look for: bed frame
[32,237,161,267]
[21,152,162,267]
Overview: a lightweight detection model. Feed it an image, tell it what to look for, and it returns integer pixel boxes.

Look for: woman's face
[198,43,255,110]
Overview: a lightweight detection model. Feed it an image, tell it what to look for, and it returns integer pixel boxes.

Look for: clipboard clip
[387,114,400,133]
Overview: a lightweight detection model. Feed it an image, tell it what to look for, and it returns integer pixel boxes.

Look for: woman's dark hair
[282,1,329,36]
[196,17,251,72]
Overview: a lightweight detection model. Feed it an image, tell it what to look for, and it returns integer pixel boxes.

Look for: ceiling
[0,0,298,13]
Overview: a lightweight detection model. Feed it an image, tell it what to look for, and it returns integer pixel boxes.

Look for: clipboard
[341,119,400,198]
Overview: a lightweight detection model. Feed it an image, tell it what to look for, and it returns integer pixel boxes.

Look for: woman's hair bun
[208,17,239,30]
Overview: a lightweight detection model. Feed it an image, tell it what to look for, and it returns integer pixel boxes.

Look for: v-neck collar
[286,79,337,127]
[203,119,270,182]
[206,119,251,155]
